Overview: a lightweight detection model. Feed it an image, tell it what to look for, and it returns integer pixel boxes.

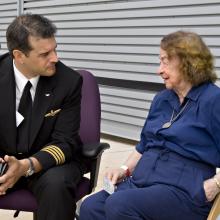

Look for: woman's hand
[104,150,142,185]
[204,177,220,202]
[105,167,127,185]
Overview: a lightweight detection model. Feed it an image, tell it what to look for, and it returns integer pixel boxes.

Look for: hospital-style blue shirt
[136,82,220,167]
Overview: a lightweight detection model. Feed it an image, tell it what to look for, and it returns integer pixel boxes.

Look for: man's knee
[34,170,74,200]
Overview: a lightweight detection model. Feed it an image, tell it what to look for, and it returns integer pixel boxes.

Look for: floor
[0,135,136,220]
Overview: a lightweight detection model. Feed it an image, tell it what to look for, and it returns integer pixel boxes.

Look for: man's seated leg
[28,161,83,220]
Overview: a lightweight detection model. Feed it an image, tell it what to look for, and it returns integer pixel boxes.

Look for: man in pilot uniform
[0,14,84,220]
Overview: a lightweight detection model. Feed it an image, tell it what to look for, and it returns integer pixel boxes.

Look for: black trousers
[14,161,83,220]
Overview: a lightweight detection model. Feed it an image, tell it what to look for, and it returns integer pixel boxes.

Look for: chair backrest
[78,70,101,144]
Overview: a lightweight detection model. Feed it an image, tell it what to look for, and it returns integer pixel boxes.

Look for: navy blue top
[136,82,220,167]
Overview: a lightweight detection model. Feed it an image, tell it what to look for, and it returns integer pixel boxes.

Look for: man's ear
[12,50,26,64]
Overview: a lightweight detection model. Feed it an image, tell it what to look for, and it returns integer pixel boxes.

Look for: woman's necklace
[162,99,190,129]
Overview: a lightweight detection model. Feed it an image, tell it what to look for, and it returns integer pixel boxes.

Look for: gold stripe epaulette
[41,145,65,165]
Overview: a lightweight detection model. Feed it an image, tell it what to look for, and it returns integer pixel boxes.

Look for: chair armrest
[82,142,110,192]
[207,194,220,220]
[82,143,110,159]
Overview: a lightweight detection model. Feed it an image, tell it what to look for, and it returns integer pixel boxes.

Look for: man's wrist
[20,158,35,177]
[25,158,35,177]
[19,159,31,176]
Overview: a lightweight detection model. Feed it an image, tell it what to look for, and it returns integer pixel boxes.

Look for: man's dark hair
[6,13,57,55]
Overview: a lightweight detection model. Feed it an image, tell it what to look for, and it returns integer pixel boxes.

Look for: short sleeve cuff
[135,142,144,154]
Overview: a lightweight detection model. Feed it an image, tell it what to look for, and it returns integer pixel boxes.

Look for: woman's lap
[80,184,206,220]
[80,149,213,220]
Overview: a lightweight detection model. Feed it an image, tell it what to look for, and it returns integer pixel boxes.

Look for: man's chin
[45,68,56,76]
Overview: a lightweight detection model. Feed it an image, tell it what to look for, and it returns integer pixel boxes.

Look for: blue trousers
[80,148,215,220]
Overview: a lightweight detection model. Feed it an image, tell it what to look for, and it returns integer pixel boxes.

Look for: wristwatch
[25,158,35,177]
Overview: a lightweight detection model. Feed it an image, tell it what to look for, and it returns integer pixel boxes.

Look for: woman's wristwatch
[120,165,131,177]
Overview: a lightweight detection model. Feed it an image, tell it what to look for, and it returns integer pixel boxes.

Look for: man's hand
[0,155,29,195]
[204,178,220,202]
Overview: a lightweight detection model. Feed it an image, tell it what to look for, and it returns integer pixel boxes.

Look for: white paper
[16,111,24,127]
[103,177,116,194]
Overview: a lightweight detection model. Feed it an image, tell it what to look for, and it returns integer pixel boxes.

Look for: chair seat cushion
[0,177,90,212]
[0,189,37,212]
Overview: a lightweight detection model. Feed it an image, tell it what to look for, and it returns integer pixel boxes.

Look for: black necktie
[17,81,32,153]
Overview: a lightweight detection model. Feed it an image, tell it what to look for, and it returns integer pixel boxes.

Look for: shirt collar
[165,82,209,111]
[186,83,209,101]
[166,82,209,103]
[13,60,40,93]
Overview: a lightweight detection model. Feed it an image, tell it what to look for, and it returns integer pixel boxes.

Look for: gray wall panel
[0,1,17,55]
[0,0,219,140]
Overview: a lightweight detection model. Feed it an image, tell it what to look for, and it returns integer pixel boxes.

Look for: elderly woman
[80,31,220,220]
